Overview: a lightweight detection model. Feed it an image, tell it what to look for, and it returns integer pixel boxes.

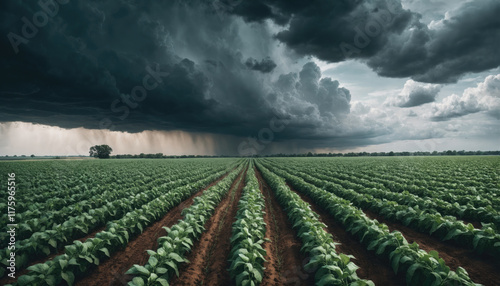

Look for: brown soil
[74,171,233,286]
[171,166,247,285]
[256,168,280,286]
[284,183,407,286]
[363,210,500,286]
[255,168,316,286]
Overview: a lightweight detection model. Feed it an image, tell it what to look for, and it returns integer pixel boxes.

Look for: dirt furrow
[171,166,246,285]
[283,182,406,285]
[255,168,315,286]
[74,170,233,286]
[256,167,280,286]
[363,209,499,286]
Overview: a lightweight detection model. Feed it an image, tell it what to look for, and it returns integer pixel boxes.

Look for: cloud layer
[1,0,499,154]
[0,1,361,148]
[431,74,500,121]
[232,0,500,83]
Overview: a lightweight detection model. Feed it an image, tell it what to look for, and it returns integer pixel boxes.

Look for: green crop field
[0,156,498,286]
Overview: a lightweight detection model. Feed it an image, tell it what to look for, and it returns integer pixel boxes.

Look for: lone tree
[89,145,113,159]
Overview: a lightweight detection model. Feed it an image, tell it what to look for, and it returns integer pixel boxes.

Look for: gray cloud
[267,62,352,133]
[232,0,500,83]
[369,0,500,83]
[0,1,365,149]
[0,1,264,134]
[2,0,498,154]
[386,80,441,107]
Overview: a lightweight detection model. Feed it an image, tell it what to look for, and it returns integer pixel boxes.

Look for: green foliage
[228,165,267,285]
[264,158,500,259]
[126,163,246,285]
[258,163,373,286]
[259,159,482,286]
[9,159,242,284]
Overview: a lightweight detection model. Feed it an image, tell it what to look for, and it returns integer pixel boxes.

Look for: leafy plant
[126,164,246,286]
[228,165,267,285]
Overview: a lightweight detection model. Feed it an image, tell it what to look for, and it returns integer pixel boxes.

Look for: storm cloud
[0,0,357,146]
[232,0,500,83]
[1,0,499,154]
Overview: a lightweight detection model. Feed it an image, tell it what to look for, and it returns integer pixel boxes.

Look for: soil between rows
[255,167,280,286]
[278,165,500,285]
[170,166,247,285]
[1,173,228,284]
[74,169,234,286]
[283,182,407,286]
[255,167,316,286]
[363,209,500,286]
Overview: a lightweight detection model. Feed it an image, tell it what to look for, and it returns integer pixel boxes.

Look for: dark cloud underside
[1,0,499,151]
[0,0,355,145]
[232,0,500,83]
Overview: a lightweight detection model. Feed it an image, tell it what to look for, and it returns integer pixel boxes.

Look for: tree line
[265,150,500,157]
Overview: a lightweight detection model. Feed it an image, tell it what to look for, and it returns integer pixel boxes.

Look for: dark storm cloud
[245,57,277,73]
[0,0,259,134]
[0,0,361,147]
[232,0,500,83]
[4,0,480,153]
[229,0,414,61]
[369,0,500,83]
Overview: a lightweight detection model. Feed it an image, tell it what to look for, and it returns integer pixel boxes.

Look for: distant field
[0,156,498,285]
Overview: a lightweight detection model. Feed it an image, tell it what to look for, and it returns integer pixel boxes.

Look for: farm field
[0,156,499,286]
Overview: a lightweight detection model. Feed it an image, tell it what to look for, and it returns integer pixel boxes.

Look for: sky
[0,0,499,156]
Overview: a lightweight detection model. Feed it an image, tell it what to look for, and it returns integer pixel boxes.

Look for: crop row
[9,161,241,285]
[267,160,500,232]
[323,166,500,212]
[0,162,147,209]
[125,163,245,285]
[0,162,235,276]
[259,161,480,286]
[273,158,499,212]
[268,161,500,259]
[228,164,267,286]
[0,164,217,246]
[257,163,374,286]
